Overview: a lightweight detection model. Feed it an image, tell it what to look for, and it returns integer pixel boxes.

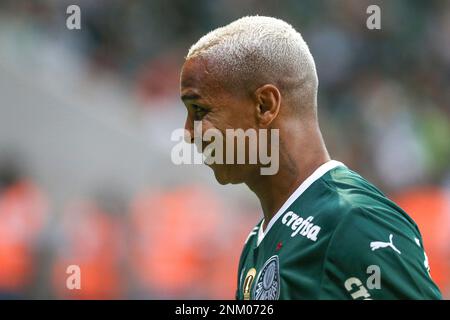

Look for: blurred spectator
[392,187,450,297]
[51,199,126,299]
[0,156,48,299]
[129,185,258,299]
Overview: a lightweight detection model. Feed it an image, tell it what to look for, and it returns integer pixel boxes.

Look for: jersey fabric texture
[236,160,442,300]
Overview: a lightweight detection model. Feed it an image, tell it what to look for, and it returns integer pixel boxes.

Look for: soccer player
[179,16,442,300]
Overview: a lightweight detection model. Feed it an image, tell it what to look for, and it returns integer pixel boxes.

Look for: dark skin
[180,56,330,231]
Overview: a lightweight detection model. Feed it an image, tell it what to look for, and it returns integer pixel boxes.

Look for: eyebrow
[181,93,201,101]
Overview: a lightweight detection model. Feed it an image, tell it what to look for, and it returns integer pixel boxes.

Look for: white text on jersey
[282,211,321,241]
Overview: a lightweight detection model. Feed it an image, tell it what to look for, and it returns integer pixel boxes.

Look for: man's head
[180,16,319,184]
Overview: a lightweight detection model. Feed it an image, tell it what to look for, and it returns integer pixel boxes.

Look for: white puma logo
[370,234,401,254]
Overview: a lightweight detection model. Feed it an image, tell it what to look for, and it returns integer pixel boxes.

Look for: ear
[254,84,281,127]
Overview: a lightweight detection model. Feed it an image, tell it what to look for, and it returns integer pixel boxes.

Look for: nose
[184,117,194,144]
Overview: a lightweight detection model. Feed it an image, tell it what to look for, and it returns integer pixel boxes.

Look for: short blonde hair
[187,15,318,108]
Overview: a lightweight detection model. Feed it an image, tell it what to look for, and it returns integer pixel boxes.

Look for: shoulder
[300,165,427,267]
[327,204,421,260]
[281,165,420,246]
[308,165,421,240]
[317,166,423,260]
[319,204,442,299]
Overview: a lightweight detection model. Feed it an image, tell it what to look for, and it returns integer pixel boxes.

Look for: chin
[211,165,243,185]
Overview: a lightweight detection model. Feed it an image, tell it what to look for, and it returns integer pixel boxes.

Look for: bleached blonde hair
[186,16,318,113]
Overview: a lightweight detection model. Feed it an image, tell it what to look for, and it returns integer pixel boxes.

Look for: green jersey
[236,160,442,300]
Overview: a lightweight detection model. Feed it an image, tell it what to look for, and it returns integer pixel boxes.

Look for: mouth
[202,145,216,165]
[192,140,212,164]
[195,138,225,167]
[193,140,210,154]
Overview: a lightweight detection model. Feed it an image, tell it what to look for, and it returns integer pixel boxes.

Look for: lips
[193,140,208,154]
[202,143,216,164]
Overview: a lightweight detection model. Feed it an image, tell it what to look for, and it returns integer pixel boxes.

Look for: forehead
[180,57,207,88]
[180,57,228,100]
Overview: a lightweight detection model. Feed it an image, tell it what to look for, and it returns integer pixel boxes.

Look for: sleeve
[318,207,442,300]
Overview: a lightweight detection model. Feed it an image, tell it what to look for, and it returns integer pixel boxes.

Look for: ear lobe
[255,84,281,126]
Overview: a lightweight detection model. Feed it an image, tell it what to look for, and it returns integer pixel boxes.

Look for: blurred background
[0,0,449,299]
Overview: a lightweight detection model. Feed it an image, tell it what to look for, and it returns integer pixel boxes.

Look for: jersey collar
[257,160,345,246]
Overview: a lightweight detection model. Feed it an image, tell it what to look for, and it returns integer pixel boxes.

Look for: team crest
[253,255,280,300]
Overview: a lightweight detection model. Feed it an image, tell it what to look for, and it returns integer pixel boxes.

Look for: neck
[245,122,330,231]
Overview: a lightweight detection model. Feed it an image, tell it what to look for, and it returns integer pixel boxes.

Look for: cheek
[199,118,215,134]
[202,111,226,132]
[229,102,257,129]
[198,118,225,146]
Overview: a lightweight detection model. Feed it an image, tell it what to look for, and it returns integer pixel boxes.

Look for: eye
[192,104,208,120]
